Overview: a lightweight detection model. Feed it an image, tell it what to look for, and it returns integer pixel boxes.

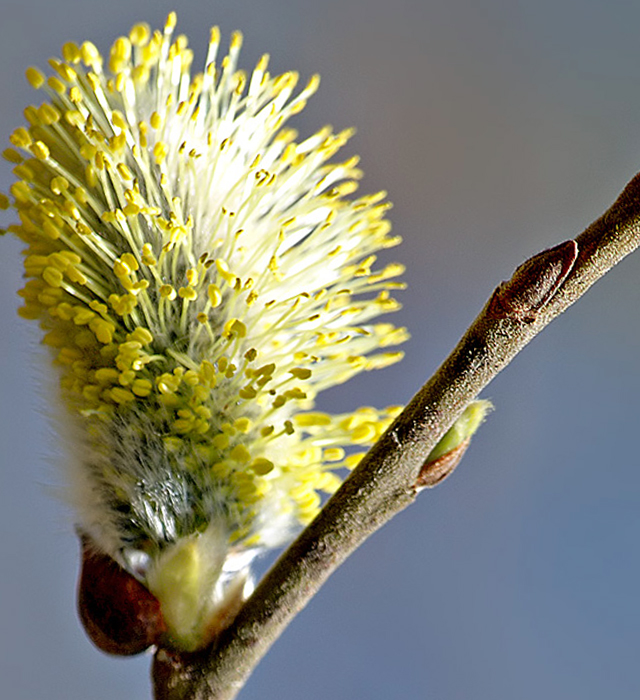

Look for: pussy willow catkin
[2,13,408,651]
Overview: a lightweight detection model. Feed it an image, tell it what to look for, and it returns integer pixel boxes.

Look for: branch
[152,172,640,700]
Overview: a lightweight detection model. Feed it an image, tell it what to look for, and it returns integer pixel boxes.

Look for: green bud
[426,399,492,464]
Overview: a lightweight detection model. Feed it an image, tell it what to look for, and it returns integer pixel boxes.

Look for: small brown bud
[77,535,167,655]
[489,239,578,321]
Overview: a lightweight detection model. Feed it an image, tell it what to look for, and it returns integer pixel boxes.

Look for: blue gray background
[2,1,640,698]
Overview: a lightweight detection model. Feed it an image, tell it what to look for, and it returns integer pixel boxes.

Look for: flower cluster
[2,13,407,650]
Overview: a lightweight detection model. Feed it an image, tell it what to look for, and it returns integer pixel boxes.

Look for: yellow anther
[251,458,274,476]
[294,413,332,427]
[174,370,196,388]
[73,308,96,326]
[224,318,246,338]
[141,243,157,266]
[118,370,135,385]
[47,76,66,94]
[80,143,97,161]
[150,111,163,130]
[59,251,82,267]
[123,203,140,217]
[207,284,222,307]
[50,176,69,194]
[131,379,152,397]
[111,110,128,130]
[230,30,243,50]
[197,360,215,386]
[109,37,132,73]
[57,347,84,365]
[62,108,82,127]
[109,133,127,153]
[324,448,346,462]
[42,266,63,288]
[10,127,32,148]
[24,255,48,273]
[25,66,45,89]
[23,105,40,126]
[351,423,378,444]
[129,23,151,47]
[255,363,275,379]
[113,259,130,277]
[3,148,23,164]
[159,284,176,300]
[130,280,149,294]
[315,472,342,493]
[54,62,77,83]
[62,42,82,63]
[289,367,312,380]
[127,327,153,345]
[239,386,257,400]
[94,368,119,384]
[119,340,142,353]
[52,302,74,321]
[63,200,80,220]
[67,268,87,285]
[366,352,404,370]
[156,372,181,394]
[212,433,230,450]
[165,11,177,32]
[284,388,306,401]
[289,483,314,502]
[121,253,139,272]
[10,182,30,203]
[76,221,92,236]
[234,72,247,96]
[81,384,101,403]
[12,164,33,180]
[195,406,212,420]
[94,152,108,171]
[178,286,198,301]
[230,444,252,463]
[234,417,252,433]
[89,300,108,316]
[186,268,198,286]
[110,387,135,404]
[90,318,115,344]
[244,348,258,363]
[108,293,137,316]
[215,258,235,283]
[85,164,98,188]
[153,141,168,164]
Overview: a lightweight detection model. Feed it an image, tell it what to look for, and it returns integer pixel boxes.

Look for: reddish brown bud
[414,438,470,490]
[489,239,579,321]
[77,536,167,655]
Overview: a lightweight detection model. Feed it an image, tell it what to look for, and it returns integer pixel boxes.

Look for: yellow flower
[3,13,407,651]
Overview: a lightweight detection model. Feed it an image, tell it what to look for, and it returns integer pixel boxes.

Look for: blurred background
[2,1,640,698]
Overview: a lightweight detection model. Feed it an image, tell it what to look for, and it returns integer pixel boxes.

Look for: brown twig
[152,172,640,700]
